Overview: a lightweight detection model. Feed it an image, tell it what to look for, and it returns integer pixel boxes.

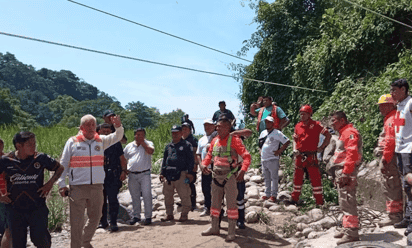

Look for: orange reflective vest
[256,105,280,132]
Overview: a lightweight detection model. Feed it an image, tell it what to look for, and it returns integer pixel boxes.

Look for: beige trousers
[69,184,104,248]
[163,171,191,216]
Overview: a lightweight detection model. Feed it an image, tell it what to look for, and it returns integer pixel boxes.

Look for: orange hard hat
[299,105,313,115]
[377,94,395,105]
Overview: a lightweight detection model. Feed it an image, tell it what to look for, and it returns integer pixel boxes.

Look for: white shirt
[123,140,154,172]
[196,135,210,161]
[395,95,412,153]
[259,129,289,161]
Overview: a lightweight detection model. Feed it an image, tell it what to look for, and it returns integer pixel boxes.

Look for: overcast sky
[0,0,264,134]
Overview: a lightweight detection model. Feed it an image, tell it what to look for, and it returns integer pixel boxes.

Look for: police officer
[200,115,251,241]
[182,122,199,211]
[98,123,128,232]
[159,125,194,222]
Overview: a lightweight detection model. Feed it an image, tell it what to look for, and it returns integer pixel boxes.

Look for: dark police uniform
[100,142,124,227]
[0,152,59,248]
[183,134,198,210]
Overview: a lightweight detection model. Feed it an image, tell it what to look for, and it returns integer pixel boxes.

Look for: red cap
[299,105,313,115]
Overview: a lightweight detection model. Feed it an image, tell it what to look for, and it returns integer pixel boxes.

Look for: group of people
[1,79,412,247]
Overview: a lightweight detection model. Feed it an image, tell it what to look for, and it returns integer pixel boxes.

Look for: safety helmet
[377,94,395,105]
[299,105,313,115]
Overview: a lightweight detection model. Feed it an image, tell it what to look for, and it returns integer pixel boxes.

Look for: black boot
[395,217,410,229]
[237,209,246,229]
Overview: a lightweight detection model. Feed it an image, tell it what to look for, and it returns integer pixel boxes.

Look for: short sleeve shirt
[294,119,328,152]
[259,129,289,161]
[0,152,58,210]
[196,135,209,161]
[184,134,198,152]
[256,106,287,132]
[123,140,154,172]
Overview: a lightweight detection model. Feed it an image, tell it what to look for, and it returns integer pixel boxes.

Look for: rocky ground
[23,166,411,247]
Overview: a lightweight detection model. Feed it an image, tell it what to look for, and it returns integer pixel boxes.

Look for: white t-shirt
[196,135,210,161]
[123,140,154,172]
[259,129,289,161]
[395,96,412,153]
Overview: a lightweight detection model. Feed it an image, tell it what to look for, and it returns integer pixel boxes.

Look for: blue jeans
[262,159,280,197]
[6,204,51,248]
[128,171,152,219]
[397,153,412,218]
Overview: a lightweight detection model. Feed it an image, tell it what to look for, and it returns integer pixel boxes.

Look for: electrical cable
[341,0,412,30]
[0,31,327,93]
[67,0,253,63]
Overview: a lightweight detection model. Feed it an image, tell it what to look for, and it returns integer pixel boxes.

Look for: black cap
[171,125,182,132]
[217,113,232,122]
[103,110,115,117]
[182,122,191,128]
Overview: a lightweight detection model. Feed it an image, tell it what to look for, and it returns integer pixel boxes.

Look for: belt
[129,169,151,174]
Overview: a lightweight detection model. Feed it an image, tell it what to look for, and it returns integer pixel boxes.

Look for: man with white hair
[58,114,124,248]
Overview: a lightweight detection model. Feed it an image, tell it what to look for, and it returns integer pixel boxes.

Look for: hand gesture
[0,192,11,204]
[59,187,69,197]
[111,115,122,128]
[38,182,53,198]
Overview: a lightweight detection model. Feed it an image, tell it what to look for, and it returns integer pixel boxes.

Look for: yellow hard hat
[377,94,395,104]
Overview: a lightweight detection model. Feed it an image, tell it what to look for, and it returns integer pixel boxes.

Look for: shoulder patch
[34,162,41,169]
[179,146,184,151]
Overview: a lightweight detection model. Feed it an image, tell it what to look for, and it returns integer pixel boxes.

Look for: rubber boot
[378,212,403,227]
[236,209,245,229]
[201,217,220,236]
[336,228,359,245]
[226,219,236,241]
[394,216,409,228]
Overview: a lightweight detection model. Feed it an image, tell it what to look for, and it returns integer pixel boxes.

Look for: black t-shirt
[0,152,58,210]
[184,134,198,151]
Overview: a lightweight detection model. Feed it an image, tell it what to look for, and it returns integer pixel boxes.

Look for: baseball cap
[171,125,182,132]
[265,116,274,122]
[203,119,214,125]
[103,110,115,117]
[182,122,191,128]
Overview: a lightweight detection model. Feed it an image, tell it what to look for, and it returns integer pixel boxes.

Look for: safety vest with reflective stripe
[67,134,105,185]
[257,105,280,132]
[211,136,238,167]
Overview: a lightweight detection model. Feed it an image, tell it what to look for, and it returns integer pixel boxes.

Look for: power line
[243,78,328,93]
[341,0,412,30]
[67,0,253,63]
[0,31,326,93]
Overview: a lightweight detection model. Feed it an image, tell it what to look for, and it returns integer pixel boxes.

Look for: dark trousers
[236,181,246,203]
[101,179,122,225]
[202,173,213,209]
[189,171,197,208]
[6,204,51,248]
[397,153,412,218]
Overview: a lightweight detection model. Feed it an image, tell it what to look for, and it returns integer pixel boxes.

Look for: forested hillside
[0,52,185,129]
[237,0,412,160]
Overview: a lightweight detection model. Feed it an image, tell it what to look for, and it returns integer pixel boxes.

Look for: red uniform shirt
[380,110,396,163]
[333,123,362,174]
[293,119,328,152]
[202,134,251,172]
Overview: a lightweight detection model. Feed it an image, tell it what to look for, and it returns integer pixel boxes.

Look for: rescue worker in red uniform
[200,114,251,241]
[374,94,403,227]
[291,105,331,206]
[331,111,362,245]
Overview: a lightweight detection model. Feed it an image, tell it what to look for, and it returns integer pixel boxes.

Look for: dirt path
[90,211,294,248]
